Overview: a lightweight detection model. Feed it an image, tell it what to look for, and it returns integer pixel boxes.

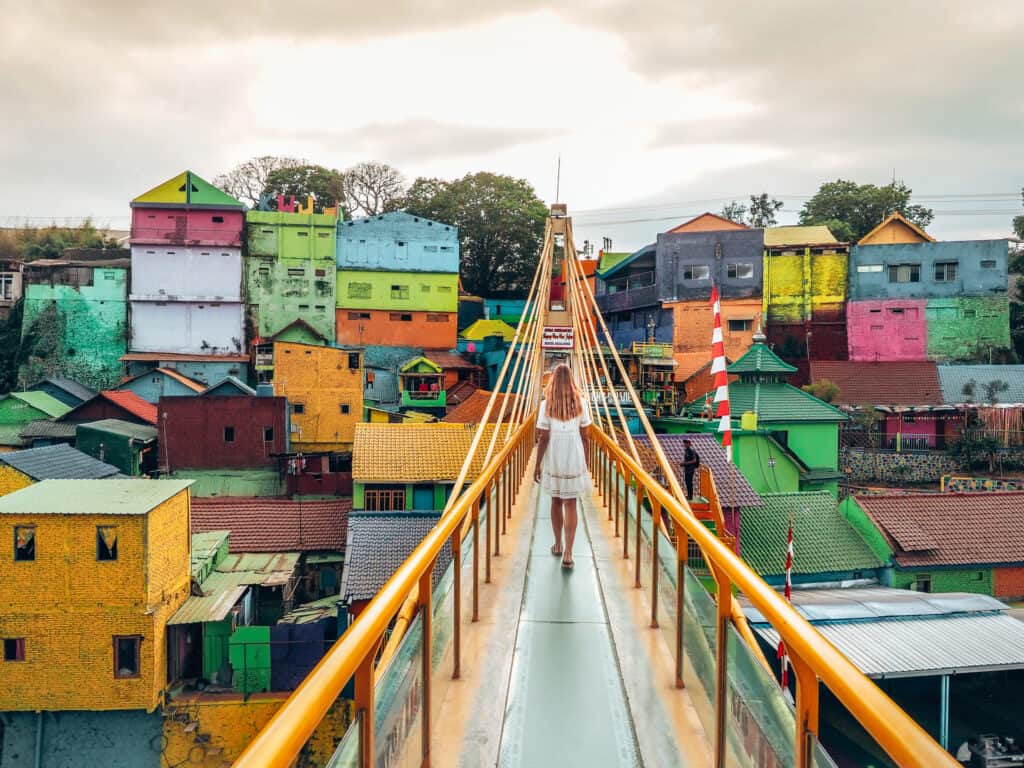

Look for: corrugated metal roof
[0,443,121,480]
[764,226,839,247]
[7,392,72,418]
[201,376,257,397]
[216,552,301,586]
[937,365,1024,405]
[0,478,192,515]
[76,419,158,441]
[18,420,78,440]
[35,377,98,403]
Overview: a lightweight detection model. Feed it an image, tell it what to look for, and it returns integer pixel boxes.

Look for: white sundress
[538,397,593,499]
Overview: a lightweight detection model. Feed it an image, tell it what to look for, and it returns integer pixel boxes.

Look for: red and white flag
[777,512,794,688]
[709,285,732,460]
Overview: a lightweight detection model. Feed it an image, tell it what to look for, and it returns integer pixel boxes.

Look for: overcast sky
[1,1,1021,251]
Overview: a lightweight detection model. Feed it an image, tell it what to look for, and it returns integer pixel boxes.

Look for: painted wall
[353,481,450,511]
[158,396,288,470]
[883,414,940,449]
[605,306,673,351]
[130,301,245,355]
[118,372,201,404]
[846,299,928,361]
[891,567,993,595]
[168,468,284,497]
[784,421,840,471]
[20,266,128,390]
[336,269,459,312]
[76,426,156,475]
[271,342,363,450]
[130,207,244,247]
[766,321,849,362]
[732,432,802,494]
[925,296,1011,360]
[993,567,1024,600]
[838,497,896,564]
[125,358,247,386]
[484,298,528,322]
[0,464,32,495]
[668,296,760,357]
[336,212,459,273]
[0,490,190,711]
[848,239,1008,301]
[656,228,765,301]
[763,247,849,324]
[247,211,337,261]
[336,308,457,349]
[246,257,336,341]
[131,246,242,299]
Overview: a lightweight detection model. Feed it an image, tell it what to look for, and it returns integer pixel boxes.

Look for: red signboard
[542,326,575,350]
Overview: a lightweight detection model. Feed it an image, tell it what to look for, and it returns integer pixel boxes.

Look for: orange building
[665,212,749,234]
[666,296,759,399]
[857,211,935,245]
[335,309,457,349]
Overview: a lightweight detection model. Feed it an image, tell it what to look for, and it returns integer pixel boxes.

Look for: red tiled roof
[853,492,1024,568]
[99,390,158,424]
[426,351,481,371]
[442,391,520,424]
[809,361,943,407]
[191,497,351,553]
[447,380,479,406]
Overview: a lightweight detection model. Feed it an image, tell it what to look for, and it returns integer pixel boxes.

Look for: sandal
[561,558,574,570]
[550,545,563,557]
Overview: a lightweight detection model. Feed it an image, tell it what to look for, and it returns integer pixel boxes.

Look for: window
[728,319,752,332]
[963,309,976,318]
[292,403,305,415]
[317,232,330,239]
[97,526,118,561]
[348,311,371,320]
[1,272,16,299]
[297,231,309,238]
[913,574,932,593]
[423,245,438,253]
[888,264,920,283]
[315,269,326,277]
[420,285,431,292]
[223,426,235,443]
[437,286,452,293]
[857,264,883,273]
[113,636,140,679]
[257,267,270,277]
[340,403,351,415]
[727,263,754,279]
[263,427,274,443]
[14,526,34,561]
[365,488,406,511]
[390,313,413,322]
[315,304,326,311]
[934,262,958,282]
[212,215,224,223]
[3,638,25,662]
[328,454,351,473]
[287,268,305,277]
[426,313,448,322]
[298,304,309,311]
[889,308,904,315]
[683,264,710,280]
[390,284,409,300]
[348,282,372,299]
[981,260,997,269]
[103,271,116,280]
[348,352,360,370]
[974,571,985,581]
[397,241,406,247]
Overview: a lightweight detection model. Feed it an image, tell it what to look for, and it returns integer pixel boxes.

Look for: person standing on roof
[681,438,700,500]
[534,363,591,570]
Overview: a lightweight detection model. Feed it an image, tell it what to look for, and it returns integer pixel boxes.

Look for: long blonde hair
[544,363,583,421]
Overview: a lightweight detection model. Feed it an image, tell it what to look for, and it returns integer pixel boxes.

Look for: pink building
[130,207,243,247]
[847,299,927,361]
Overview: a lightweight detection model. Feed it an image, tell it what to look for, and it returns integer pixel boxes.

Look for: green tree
[262,164,346,214]
[1014,187,1024,241]
[720,200,747,224]
[0,220,118,262]
[799,179,934,242]
[214,156,305,208]
[720,193,784,227]
[394,172,548,296]
[802,379,840,403]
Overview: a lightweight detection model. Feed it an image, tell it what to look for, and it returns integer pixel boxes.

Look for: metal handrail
[589,425,957,768]
[233,415,535,768]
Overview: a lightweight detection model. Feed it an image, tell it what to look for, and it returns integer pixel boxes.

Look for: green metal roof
[727,382,848,424]
[597,251,632,272]
[131,170,244,210]
[727,343,797,375]
[595,243,655,280]
[191,530,230,582]
[7,391,73,418]
[76,419,158,441]
[0,478,192,515]
[740,491,883,578]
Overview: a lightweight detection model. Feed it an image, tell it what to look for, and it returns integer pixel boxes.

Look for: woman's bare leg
[550,497,564,554]
[562,498,578,565]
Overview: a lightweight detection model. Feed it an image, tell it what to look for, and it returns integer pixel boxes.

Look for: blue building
[336,212,459,273]
[593,244,673,350]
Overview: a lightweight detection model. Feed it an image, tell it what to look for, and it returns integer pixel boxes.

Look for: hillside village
[1,170,1024,766]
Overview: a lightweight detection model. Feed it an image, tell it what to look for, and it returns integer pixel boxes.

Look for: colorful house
[352,422,495,511]
[656,224,764,303]
[76,419,159,476]
[0,479,192,711]
[460,318,517,343]
[19,254,131,390]
[841,492,1024,599]
[25,376,97,408]
[0,392,71,449]
[129,171,246,357]
[762,225,849,361]
[398,356,446,415]
[594,243,671,349]
[335,212,459,348]
[121,351,251,387]
[157,395,288,472]
[263,341,363,451]
[62,390,158,426]
[0,443,121,496]
[115,367,206,404]
[245,210,337,344]
[740,491,883,587]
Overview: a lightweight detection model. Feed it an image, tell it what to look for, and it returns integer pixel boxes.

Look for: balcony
[595,283,658,314]
[400,389,446,409]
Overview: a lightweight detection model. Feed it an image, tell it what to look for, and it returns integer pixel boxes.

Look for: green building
[75,419,158,476]
[0,392,71,448]
[245,211,337,343]
[653,334,848,496]
[19,257,130,391]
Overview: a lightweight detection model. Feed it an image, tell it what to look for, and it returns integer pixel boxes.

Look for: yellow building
[0,479,192,712]
[269,341,364,451]
[857,211,935,245]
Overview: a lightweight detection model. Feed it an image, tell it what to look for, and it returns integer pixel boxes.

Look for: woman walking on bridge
[534,363,592,570]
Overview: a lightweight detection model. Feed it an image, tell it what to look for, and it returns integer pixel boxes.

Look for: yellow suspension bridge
[234,207,957,768]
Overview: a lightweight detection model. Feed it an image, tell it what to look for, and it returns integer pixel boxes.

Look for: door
[413,485,434,511]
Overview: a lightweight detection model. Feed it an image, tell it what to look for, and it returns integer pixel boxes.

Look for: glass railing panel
[374,614,423,768]
[325,712,362,768]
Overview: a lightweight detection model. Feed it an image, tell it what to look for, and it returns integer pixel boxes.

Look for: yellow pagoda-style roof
[858,211,935,246]
[462,319,517,342]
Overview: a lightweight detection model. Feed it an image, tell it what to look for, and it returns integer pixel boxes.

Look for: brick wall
[994,567,1024,600]
[0,464,32,496]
